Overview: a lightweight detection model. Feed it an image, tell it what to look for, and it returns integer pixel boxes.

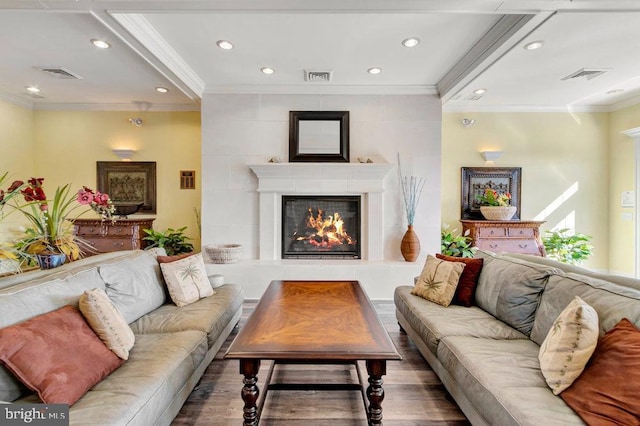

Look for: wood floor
[172,302,470,425]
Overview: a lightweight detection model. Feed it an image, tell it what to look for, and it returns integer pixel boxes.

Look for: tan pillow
[160,253,215,307]
[539,296,599,395]
[411,255,465,307]
[79,288,135,360]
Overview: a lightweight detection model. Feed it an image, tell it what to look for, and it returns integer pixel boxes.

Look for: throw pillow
[0,305,123,405]
[560,318,640,424]
[539,296,599,395]
[160,253,215,307]
[435,254,483,307]
[411,255,465,307]
[79,288,135,360]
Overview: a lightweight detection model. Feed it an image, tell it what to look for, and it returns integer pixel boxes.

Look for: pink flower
[93,192,109,206]
[76,189,93,205]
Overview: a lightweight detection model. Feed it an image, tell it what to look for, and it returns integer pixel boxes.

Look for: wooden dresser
[460,220,546,256]
[73,218,155,255]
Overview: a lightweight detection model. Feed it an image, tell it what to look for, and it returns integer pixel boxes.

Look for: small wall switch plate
[621,191,635,207]
[622,212,633,221]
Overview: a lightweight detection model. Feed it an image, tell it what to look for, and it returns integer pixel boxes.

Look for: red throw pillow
[560,318,640,424]
[435,254,483,307]
[0,305,123,405]
[157,252,195,264]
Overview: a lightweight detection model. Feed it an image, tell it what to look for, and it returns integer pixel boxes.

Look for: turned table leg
[366,360,387,425]
[240,359,261,426]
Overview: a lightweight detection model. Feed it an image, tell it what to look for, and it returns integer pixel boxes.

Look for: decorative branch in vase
[398,154,425,262]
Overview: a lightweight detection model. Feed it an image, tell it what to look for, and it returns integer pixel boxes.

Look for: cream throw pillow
[160,253,214,307]
[539,296,599,394]
[79,288,135,360]
[412,255,465,307]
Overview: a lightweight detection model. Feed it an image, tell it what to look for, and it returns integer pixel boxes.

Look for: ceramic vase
[400,224,420,262]
[36,253,67,270]
[480,206,517,221]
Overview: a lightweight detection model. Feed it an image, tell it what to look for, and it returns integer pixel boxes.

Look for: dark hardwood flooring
[172,302,470,425]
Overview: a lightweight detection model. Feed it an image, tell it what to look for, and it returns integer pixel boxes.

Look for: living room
[0,1,639,425]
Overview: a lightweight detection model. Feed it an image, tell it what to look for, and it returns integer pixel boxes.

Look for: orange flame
[295,208,356,248]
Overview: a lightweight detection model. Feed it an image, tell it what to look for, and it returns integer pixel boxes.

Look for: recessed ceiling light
[261,67,275,75]
[473,88,487,95]
[216,40,234,50]
[91,39,111,49]
[155,87,169,93]
[607,89,624,95]
[523,40,544,50]
[402,37,420,48]
[367,67,382,75]
[25,86,40,93]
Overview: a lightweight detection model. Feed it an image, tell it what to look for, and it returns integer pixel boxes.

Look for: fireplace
[282,195,361,259]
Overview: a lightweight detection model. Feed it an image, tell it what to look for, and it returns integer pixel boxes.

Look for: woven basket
[480,206,517,221]
[205,244,243,264]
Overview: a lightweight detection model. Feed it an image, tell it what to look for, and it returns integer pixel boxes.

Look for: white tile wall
[201,93,442,299]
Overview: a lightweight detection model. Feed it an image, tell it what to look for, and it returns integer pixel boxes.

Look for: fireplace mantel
[249,162,394,261]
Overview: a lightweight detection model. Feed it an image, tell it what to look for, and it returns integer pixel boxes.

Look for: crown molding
[203,84,438,96]
[443,103,613,113]
[32,102,200,112]
[0,92,35,110]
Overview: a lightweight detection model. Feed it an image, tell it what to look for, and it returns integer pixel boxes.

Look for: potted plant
[143,226,194,256]
[542,228,593,265]
[476,188,516,220]
[7,177,115,268]
[441,225,477,258]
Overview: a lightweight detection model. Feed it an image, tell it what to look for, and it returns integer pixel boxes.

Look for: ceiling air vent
[36,66,83,80]
[561,68,609,81]
[304,70,333,82]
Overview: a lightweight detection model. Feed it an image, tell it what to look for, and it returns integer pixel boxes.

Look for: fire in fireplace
[282,195,361,259]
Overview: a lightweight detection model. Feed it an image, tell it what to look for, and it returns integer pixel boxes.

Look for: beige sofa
[395,250,640,426]
[0,249,243,425]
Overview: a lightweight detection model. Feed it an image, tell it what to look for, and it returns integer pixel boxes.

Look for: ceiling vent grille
[304,70,333,82]
[561,68,609,81]
[36,66,83,80]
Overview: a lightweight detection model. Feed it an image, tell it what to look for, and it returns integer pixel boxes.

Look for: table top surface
[225,280,401,361]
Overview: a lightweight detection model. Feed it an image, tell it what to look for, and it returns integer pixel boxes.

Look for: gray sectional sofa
[0,249,243,425]
[395,250,640,426]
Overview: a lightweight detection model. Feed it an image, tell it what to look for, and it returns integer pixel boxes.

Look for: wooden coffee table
[225,280,401,425]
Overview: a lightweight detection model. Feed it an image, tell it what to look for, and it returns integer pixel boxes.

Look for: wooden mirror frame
[289,111,350,162]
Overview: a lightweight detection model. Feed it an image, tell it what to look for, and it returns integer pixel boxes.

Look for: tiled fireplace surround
[201,93,441,300]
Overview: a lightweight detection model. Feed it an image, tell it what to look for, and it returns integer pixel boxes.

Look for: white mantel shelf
[248,162,394,261]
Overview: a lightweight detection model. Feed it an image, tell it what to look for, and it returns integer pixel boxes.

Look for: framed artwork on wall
[289,111,350,162]
[461,167,521,220]
[97,161,157,214]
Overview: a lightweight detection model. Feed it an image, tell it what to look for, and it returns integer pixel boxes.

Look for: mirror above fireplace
[289,111,350,163]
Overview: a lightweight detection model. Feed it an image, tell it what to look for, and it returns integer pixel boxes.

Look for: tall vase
[400,224,420,262]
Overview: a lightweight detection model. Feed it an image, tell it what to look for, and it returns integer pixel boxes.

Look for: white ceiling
[1,0,640,112]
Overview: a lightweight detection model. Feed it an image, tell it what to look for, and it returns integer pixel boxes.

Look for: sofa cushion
[539,296,599,394]
[531,273,640,345]
[99,250,167,323]
[68,330,208,425]
[560,318,640,424]
[160,253,214,307]
[412,255,465,307]
[0,305,123,405]
[437,335,584,426]
[436,254,483,307]
[474,251,559,336]
[130,284,243,348]
[395,286,527,355]
[79,288,135,360]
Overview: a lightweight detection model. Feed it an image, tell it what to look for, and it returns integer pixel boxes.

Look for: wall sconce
[461,118,476,128]
[481,151,503,161]
[112,149,136,161]
[128,117,143,126]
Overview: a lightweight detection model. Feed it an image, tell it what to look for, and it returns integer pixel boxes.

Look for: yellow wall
[0,103,202,250]
[608,103,640,275]
[0,99,35,242]
[442,111,611,271]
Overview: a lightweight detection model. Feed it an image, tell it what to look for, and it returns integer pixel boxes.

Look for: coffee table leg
[366,360,386,425]
[240,359,261,426]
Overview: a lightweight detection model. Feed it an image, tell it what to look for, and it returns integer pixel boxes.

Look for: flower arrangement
[477,188,512,206]
[8,177,115,261]
[398,154,425,225]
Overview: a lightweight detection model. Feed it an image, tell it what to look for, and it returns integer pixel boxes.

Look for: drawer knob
[519,244,528,249]
[489,244,498,249]
[88,228,94,232]
[113,242,125,247]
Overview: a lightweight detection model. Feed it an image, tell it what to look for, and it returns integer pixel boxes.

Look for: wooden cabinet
[73,218,155,255]
[460,220,546,256]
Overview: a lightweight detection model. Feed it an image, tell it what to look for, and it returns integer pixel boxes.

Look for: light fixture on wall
[461,118,476,128]
[112,149,136,161]
[480,151,503,161]
[128,117,143,126]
